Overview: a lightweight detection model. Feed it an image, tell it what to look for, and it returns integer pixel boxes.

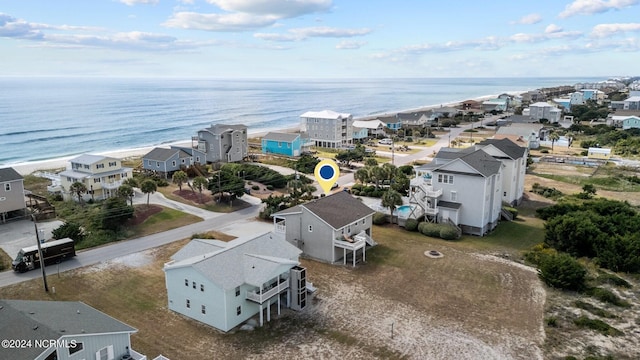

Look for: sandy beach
[8,92,521,176]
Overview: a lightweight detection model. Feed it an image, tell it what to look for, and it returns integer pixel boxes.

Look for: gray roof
[0,300,136,359]
[434,148,502,177]
[292,191,375,229]
[70,154,109,165]
[142,148,191,161]
[477,138,527,160]
[202,123,248,135]
[166,232,301,290]
[262,132,300,142]
[0,167,23,183]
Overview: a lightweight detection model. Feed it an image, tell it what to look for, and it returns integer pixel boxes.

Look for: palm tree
[549,131,560,152]
[69,181,87,203]
[172,170,188,192]
[381,189,403,224]
[565,131,575,148]
[118,184,135,206]
[354,167,371,185]
[192,176,208,203]
[140,179,157,207]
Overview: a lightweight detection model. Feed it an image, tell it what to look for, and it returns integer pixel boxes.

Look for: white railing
[333,236,366,251]
[424,188,442,198]
[130,348,147,360]
[275,223,286,233]
[246,278,290,304]
[102,179,124,190]
[424,207,439,215]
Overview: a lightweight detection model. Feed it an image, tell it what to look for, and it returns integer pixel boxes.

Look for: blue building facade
[262,132,302,157]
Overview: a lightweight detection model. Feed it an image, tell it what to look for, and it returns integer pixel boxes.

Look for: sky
[0,0,639,78]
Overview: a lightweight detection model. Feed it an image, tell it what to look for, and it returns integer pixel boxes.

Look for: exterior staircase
[501,208,514,221]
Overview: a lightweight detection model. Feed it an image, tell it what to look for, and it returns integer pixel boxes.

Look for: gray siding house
[475,138,528,206]
[0,299,148,360]
[142,146,206,178]
[0,167,27,222]
[272,191,376,266]
[196,124,248,163]
[164,232,309,332]
[300,110,353,148]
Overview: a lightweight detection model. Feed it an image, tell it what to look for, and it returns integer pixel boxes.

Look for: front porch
[246,276,291,327]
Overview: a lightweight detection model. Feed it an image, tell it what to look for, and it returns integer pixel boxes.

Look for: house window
[438,174,454,184]
[68,341,83,355]
[237,305,242,315]
[185,279,188,286]
[235,286,240,296]
[96,164,104,169]
[192,281,196,289]
[450,191,457,201]
[181,159,185,164]
[186,299,190,308]
[172,160,177,167]
[108,161,116,167]
[4,183,10,191]
[84,164,90,169]
[202,305,206,314]
[156,161,160,168]
[196,156,200,162]
[504,192,507,196]
[308,225,313,232]
[279,142,283,147]
[97,345,113,360]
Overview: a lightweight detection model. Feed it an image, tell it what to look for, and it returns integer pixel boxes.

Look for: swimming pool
[397,205,413,218]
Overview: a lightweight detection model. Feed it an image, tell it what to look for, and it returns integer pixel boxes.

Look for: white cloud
[205,0,332,18]
[512,13,542,25]
[545,24,563,33]
[336,40,366,49]
[163,11,279,31]
[119,0,159,5]
[559,0,639,18]
[255,26,371,42]
[591,23,640,37]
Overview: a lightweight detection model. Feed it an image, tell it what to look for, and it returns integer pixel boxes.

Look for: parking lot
[0,219,63,263]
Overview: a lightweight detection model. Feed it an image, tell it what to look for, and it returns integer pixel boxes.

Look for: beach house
[272,191,376,267]
[0,299,149,360]
[164,232,309,332]
[0,167,27,223]
[587,148,612,159]
[142,146,206,179]
[300,110,353,148]
[410,147,504,236]
[261,132,303,157]
[475,138,528,206]
[59,154,133,202]
[196,124,248,163]
[352,119,386,138]
[527,102,562,122]
[482,98,508,112]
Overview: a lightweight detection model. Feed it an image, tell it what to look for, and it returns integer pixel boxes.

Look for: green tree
[354,167,371,185]
[549,131,560,152]
[381,189,403,224]
[123,177,138,188]
[192,176,209,203]
[100,196,134,230]
[391,173,410,195]
[52,222,85,244]
[140,179,157,207]
[364,158,378,167]
[172,170,188,191]
[538,253,587,291]
[69,181,87,203]
[580,184,597,199]
[295,154,320,174]
[118,184,135,206]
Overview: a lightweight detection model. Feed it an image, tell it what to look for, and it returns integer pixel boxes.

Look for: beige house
[59,154,133,201]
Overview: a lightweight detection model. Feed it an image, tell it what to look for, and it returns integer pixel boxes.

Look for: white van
[378,138,393,145]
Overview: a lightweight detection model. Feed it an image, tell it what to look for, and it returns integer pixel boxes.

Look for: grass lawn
[128,205,202,238]
[0,248,12,272]
[23,174,52,197]
[157,185,252,213]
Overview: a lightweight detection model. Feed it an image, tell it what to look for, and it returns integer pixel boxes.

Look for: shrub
[503,206,518,219]
[546,316,558,327]
[266,185,274,191]
[418,222,440,237]
[251,185,260,190]
[439,226,459,240]
[372,212,388,225]
[524,243,558,266]
[351,189,360,196]
[574,300,616,318]
[404,219,419,232]
[156,178,169,187]
[52,222,85,244]
[573,315,624,336]
[595,272,632,288]
[540,149,549,154]
[538,253,587,291]
[585,287,631,308]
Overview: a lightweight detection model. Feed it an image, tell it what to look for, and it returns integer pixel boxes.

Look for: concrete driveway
[0,219,64,262]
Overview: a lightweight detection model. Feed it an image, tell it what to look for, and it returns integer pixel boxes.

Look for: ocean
[0,76,603,166]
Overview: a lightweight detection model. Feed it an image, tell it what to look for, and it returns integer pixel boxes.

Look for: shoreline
[8,91,525,176]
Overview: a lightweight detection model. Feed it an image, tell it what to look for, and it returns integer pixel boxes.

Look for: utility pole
[32,215,48,292]
[217,172,221,203]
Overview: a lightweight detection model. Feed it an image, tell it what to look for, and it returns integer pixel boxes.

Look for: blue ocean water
[0,77,602,166]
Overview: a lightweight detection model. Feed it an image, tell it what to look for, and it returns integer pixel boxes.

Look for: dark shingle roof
[204,123,247,135]
[435,148,502,177]
[477,138,527,160]
[262,132,300,142]
[0,167,23,182]
[0,300,136,358]
[437,200,461,209]
[276,191,375,229]
[143,147,180,161]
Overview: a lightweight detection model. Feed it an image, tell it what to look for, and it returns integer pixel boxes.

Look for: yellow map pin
[314,159,340,195]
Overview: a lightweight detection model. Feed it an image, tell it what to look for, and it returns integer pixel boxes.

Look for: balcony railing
[333,235,366,251]
[246,278,290,304]
[102,179,124,190]
[424,188,442,198]
[424,207,439,215]
[275,223,286,233]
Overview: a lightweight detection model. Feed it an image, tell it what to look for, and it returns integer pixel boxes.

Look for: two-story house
[475,138,528,206]
[196,124,248,163]
[142,146,206,179]
[0,299,148,360]
[410,148,503,236]
[352,120,386,138]
[59,154,133,201]
[272,191,376,267]
[0,167,26,223]
[164,232,309,332]
[527,102,562,122]
[300,110,353,148]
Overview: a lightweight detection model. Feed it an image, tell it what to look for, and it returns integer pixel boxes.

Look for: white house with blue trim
[622,116,640,130]
[261,132,302,157]
[164,232,309,332]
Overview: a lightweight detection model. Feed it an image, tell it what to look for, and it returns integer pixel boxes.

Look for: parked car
[378,138,393,145]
